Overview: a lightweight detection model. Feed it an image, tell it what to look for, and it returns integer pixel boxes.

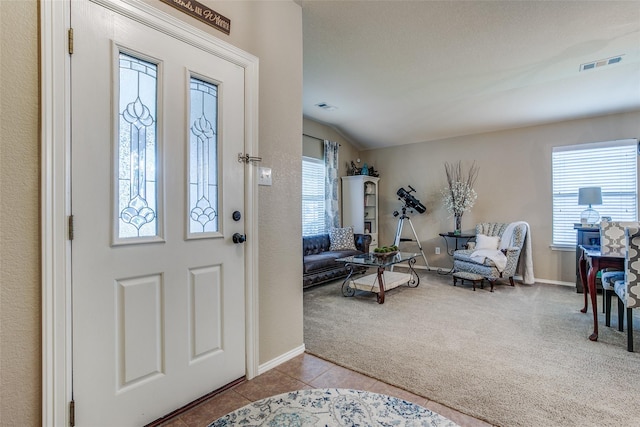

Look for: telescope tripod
[393,209,429,270]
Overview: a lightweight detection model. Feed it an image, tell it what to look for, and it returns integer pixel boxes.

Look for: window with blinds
[552,139,638,246]
[302,156,326,236]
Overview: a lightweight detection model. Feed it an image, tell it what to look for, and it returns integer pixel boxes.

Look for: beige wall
[0,0,41,425]
[302,117,361,177]
[1,1,303,424]
[361,111,640,282]
[302,117,361,222]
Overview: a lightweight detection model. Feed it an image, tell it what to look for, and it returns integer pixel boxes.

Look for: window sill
[550,245,575,252]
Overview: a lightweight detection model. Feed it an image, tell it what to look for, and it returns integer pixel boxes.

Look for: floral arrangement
[441,161,479,218]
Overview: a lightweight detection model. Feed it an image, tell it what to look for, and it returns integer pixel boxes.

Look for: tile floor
[157,352,493,427]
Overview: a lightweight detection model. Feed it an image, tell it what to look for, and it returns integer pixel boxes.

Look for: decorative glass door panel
[116,52,161,242]
[188,76,219,236]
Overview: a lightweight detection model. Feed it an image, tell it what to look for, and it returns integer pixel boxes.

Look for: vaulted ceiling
[298,1,640,150]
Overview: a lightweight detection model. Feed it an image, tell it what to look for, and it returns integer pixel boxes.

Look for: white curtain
[324,140,339,230]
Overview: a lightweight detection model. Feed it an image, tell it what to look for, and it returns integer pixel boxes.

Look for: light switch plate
[258,167,272,186]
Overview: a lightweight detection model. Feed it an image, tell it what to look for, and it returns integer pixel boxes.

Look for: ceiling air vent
[315,102,338,111]
[580,55,623,71]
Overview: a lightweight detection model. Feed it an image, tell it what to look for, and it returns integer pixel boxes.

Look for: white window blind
[552,139,638,246]
[302,156,326,236]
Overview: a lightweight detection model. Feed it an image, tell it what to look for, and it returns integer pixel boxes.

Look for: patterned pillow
[329,227,356,251]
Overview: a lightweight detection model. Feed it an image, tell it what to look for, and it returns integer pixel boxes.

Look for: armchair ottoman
[453,271,489,291]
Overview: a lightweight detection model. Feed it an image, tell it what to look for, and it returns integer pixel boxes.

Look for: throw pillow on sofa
[329,226,357,251]
[475,234,500,250]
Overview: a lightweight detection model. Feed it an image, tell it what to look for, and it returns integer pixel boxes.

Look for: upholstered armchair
[610,226,640,352]
[453,222,529,287]
[600,220,638,324]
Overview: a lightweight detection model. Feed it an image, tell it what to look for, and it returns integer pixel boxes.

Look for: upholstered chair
[453,222,528,287]
[600,221,639,326]
[602,270,624,325]
[611,226,640,352]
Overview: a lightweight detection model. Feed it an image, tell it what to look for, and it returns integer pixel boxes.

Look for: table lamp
[578,187,602,224]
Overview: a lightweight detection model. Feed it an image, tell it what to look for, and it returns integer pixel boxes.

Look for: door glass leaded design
[117,53,158,239]
[189,77,219,235]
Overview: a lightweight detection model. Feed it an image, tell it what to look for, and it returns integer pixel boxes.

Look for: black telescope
[396,186,426,214]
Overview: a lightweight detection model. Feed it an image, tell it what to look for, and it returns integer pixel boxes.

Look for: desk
[438,232,475,274]
[578,245,624,341]
[336,252,419,304]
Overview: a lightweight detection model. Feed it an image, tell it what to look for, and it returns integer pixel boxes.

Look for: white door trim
[40,1,259,425]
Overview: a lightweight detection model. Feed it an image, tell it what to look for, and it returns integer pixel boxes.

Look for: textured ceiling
[299,1,640,149]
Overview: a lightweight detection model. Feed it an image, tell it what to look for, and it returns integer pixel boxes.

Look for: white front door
[71,1,247,425]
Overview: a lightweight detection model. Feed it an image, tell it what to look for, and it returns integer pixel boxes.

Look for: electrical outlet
[435,247,440,255]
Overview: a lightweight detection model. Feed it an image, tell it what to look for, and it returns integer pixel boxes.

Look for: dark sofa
[303,233,372,288]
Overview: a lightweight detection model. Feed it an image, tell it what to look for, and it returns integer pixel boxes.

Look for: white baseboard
[257,344,306,375]
[527,277,575,287]
[511,275,574,287]
[400,267,576,287]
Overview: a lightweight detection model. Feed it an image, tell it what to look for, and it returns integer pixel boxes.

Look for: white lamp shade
[578,187,602,206]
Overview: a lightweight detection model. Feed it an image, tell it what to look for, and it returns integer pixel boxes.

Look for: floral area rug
[208,388,459,426]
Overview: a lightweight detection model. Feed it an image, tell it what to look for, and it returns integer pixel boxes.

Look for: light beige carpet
[303,271,640,427]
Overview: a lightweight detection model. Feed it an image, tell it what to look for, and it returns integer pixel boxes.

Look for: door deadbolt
[232,211,242,221]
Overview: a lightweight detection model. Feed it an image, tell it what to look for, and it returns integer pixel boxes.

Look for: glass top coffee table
[335,252,420,304]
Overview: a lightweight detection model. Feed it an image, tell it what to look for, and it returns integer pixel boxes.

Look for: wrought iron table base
[341,257,419,304]
[437,233,475,275]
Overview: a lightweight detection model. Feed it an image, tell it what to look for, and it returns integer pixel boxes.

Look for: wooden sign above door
[159,0,231,35]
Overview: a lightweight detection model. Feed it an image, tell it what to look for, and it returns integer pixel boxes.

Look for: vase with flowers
[441,161,479,234]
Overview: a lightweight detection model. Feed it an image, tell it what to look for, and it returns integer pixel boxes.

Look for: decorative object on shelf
[365,182,375,194]
[578,186,602,224]
[347,159,362,176]
[441,161,479,234]
[347,159,380,177]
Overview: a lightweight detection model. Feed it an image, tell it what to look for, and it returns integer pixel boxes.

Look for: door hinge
[69,400,75,427]
[68,28,74,55]
[68,215,74,241]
